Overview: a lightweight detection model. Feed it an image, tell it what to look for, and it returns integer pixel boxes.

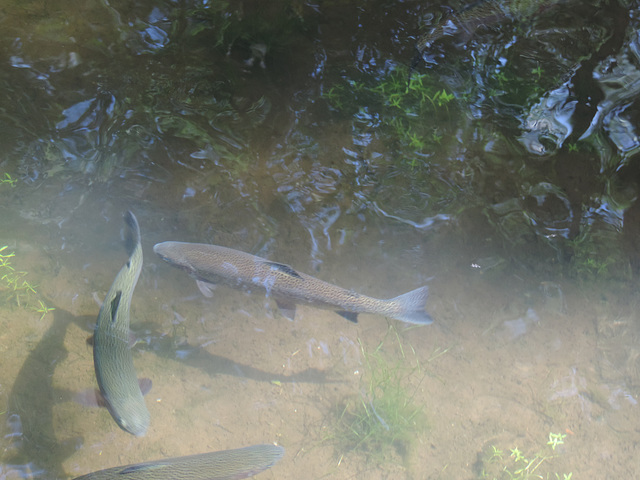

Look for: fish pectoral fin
[275,299,297,321]
[73,388,105,408]
[196,279,215,298]
[138,378,153,396]
[76,378,151,409]
[336,311,359,323]
[263,261,303,279]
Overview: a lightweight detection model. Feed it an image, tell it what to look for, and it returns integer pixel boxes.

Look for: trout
[153,241,432,325]
[93,211,149,436]
[73,444,284,480]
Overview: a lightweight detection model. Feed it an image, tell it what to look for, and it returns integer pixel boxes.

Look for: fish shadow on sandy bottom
[1,307,335,478]
[132,319,339,385]
[3,308,86,479]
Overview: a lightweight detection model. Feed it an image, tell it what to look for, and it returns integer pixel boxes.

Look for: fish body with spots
[153,241,432,325]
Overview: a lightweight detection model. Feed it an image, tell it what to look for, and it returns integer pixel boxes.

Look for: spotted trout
[93,211,150,436]
[153,241,433,325]
[72,444,284,480]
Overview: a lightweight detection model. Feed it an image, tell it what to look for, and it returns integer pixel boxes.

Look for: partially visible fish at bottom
[72,444,284,480]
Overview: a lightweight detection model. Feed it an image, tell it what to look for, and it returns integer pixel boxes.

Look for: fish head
[153,242,197,274]
[112,398,150,437]
[153,241,181,263]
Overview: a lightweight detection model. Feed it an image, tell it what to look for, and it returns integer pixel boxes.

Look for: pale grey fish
[153,241,433,325]
[93,211,150,436]
[72,444,284,480]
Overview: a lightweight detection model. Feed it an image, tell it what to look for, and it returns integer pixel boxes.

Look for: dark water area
[1,0,640,478]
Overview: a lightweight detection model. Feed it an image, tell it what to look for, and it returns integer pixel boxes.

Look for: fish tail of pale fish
[387,285,433,325]
[123,210,141,257]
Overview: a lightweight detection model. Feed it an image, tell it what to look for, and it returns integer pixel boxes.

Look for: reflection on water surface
[1,0,640,478]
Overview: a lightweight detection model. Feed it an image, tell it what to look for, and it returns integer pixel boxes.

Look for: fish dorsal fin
[120,463,167,474]
[110,291,122,323]
[263,261,302,279]
[336,311,359,323]
[275,299,297,321]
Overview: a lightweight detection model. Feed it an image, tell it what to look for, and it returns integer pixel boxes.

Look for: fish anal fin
[196,279,215,298]
[336,311,358,323]
[275,299,297,321]
[263,261,303,279]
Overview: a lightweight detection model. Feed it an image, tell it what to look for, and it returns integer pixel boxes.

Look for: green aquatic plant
[32,299,56,321]
[531,64,544,79]
[0,246,54,318]
[546,432,566,451]
[322,66,456,161]
[326,326,431,466]
[1,263,32,307]
[476,432,572,480]
[565,224,630,282]
[0,245,15,264]
[489,445,504,462]
[0,173,17,187]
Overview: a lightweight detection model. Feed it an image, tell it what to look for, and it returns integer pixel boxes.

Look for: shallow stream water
[1,0,640,478]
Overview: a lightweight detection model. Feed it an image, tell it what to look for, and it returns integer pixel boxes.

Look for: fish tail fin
[123,211,141,257]
[389,286,433,325]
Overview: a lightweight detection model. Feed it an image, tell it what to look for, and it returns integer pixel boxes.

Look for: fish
[72,444,284,480]
[93,211,150,436]
[410,0,562,80]
[153,241,433,325]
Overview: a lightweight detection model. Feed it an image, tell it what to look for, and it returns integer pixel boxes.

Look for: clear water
[1,0,640,478]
